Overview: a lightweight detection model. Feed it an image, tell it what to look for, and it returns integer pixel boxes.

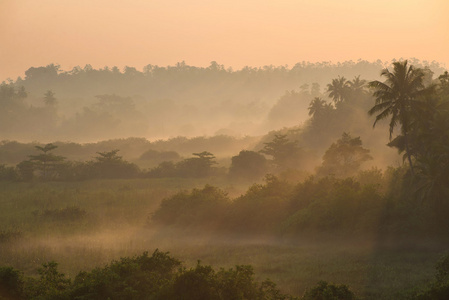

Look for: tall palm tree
[348,75,367,94]
[308,97,327,117]
[368,60,427,175]
[327,76,349,104]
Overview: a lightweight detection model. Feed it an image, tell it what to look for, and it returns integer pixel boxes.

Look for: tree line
[1,59,445,141]
[0,130,372,182]
[2,60,447,205]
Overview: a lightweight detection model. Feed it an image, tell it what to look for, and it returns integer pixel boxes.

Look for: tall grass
[0,179,447,299]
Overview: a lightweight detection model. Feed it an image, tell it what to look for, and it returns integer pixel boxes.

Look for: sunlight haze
[1,0,448,80]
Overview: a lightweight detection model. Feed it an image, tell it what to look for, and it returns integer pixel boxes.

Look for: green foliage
[412,254,449,300]
[0,266,25,300]
[69,250,181,300]
[371,64,449,205]
[260,134,303,171]
[0,164,18,181]
[176,151,218,178]
[282,176,385,234]
[435,254,449,283]
[167,262,293,300]
[225,175,294,234]
[229,150,268,180]
[317,133,372,178]
[368,60,429,175]
[90,149,140,179]
[28,143,66,180]
[308,97,333,118]
[148,166,449,237]
[327,76,350,105]
[44,90,57,106]
[1,250,294,300]
[16,160,35,181]
[302,281,356,300]
[151,185,230,229]
[25,261,71,300]
[169,263,218,300]
[0,83,27,110]
[438,71,449,95]
[147,151,220,178]
[146,161,178,178]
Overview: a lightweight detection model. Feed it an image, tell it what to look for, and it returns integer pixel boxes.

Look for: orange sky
[1,0,448,81]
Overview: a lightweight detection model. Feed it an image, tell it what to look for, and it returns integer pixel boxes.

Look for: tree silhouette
[29,143,65,180]
[347,75,367,97]
[44,90,57,106]
[308,97,328,117]
[327,76,350,104]
[95,149,122,163]
[92,149,139,179]
[317,132,372,178]
[368,60,427,175]
[260,134,302,170]
[176,151,218,177]
[348,75,366,90]
[229,150,268,180]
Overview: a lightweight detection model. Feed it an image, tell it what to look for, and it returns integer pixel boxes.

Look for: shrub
[1,250,296,299]
[166,263,293,300]
[151,185,230,229]
[25,261,71,300]
[302,281,357,300]
[414,254,449,300]
[225,175,293,234]
[0,266,25,300]
[0,164,19,181]
[69,250,181,300]
[229,150,268,180]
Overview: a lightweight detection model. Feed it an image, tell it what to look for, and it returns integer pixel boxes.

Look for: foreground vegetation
[0,175,448,299]
[0,250,302,300]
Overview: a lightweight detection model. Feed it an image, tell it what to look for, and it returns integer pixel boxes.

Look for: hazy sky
[1,0,448,81]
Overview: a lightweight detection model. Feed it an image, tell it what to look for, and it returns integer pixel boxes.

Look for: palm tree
[348,75,367,94]
[308,97,327,117]
[368,60,427,175]
[327,76,349,104]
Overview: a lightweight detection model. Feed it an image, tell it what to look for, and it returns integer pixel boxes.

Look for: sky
[1,0,448,81]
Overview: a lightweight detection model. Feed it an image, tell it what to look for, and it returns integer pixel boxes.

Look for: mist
[2,59,443,142]
[1,58,449,300]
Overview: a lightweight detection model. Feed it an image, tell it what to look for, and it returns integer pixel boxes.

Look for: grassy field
[0,179,447,299]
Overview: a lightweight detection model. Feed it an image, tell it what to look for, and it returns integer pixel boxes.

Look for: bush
[0,266,25,300]
[0,164,19,181]
[229,150,268,180]
[302,281,357,300]
[166,262,293,300]
[3,250,295,299]
[414,254,449,300]
[151,185,230,229]
[69,250,181,300]
[25,261,71,300]
[225,175,293,234]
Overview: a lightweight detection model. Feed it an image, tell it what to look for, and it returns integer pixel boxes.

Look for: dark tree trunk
[403,130,414,176]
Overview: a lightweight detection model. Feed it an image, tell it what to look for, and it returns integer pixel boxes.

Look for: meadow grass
[0,179,446,299]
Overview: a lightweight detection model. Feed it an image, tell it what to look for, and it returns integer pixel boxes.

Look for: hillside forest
[0,59,449,299]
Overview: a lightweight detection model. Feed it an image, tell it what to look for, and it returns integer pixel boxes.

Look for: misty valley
[1,60,449,299]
